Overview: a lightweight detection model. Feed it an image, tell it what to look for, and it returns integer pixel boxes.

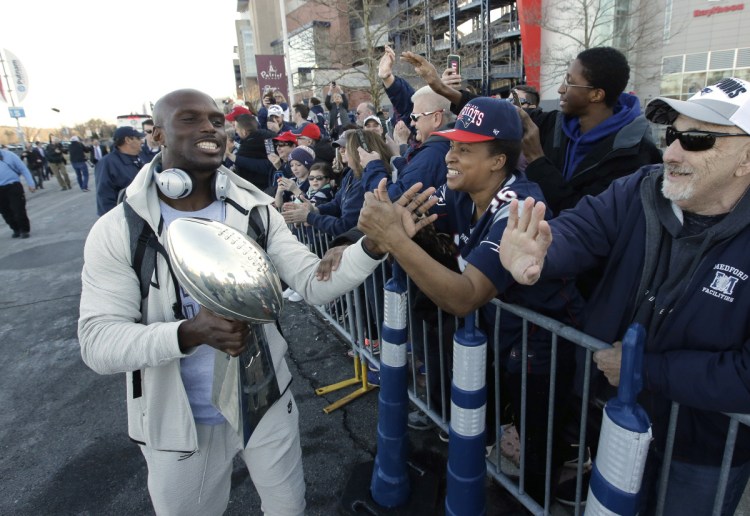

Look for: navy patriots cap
[434,96,522,143]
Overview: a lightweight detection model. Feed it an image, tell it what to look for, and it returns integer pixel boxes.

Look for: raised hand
[401,52,440,86]
[441,68,463,89]
[379,45,397,83]
[393,120,412,145]
[499,197,552,285]
[359,179,437,253]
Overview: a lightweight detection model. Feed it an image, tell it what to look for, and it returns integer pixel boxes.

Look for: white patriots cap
[646,77,750,134]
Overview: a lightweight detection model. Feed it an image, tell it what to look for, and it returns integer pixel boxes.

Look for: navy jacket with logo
[543,165,750,466]
[432,172,584,374]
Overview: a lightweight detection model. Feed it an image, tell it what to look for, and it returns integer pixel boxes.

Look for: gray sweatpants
[139,389,305,516]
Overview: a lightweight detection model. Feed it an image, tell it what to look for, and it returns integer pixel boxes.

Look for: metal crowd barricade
[292,225,750,515]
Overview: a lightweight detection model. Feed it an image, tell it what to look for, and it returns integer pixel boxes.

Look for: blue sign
[9,107,25,118]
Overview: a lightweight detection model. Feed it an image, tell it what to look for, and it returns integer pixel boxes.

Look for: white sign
[3,49,29,103]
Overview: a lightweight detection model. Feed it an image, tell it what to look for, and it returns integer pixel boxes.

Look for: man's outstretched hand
[499,197,552,285]
[358,178,437,254]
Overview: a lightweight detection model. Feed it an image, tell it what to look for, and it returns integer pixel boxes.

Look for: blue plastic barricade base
[339,459,439,515]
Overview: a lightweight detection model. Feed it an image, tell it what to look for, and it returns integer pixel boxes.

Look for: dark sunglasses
[143,129,153,134]
[308,175,327,181]
[355,129,370,152]
[276,142,294,147]
[665,126,749,151]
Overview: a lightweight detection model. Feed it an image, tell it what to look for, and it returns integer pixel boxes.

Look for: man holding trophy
[77,89,414,515]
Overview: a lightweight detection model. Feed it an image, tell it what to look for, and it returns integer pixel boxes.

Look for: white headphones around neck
[153,167,228,201]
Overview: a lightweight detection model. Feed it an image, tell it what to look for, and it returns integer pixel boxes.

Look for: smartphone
[510,89,522,108]
[264,138,275,155]
[447,54,461,76]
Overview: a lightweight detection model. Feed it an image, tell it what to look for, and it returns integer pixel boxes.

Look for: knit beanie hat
[289,145,316,169]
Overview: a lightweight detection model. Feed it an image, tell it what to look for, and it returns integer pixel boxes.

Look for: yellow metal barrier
[316,356,378,414]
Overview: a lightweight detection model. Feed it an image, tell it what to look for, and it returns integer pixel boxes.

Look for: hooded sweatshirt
[561,93,640,181]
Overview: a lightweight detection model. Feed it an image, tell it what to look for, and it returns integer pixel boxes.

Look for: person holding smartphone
[325,82,349,140]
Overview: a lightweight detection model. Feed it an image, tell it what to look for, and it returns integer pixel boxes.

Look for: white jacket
[78,159,383,451]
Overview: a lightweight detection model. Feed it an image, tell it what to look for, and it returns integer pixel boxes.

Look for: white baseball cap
[363,115,382,126]
[646,77,750,134]
[267,105,284,118]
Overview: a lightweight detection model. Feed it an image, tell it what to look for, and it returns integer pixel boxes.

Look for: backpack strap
[123,201,184,321]
[247,204,269,250]
[225,196,269,251]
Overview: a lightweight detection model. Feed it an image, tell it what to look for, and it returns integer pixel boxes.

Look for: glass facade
[660,48,750,100]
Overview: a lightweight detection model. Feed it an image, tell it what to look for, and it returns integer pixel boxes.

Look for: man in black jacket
[224,114,276,191]
[46,137,72,190]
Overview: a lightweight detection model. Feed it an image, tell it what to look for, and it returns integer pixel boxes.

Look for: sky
[2,1,240,130]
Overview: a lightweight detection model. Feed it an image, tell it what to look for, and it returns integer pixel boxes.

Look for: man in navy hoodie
[517,47,662,214]
[499,77,750,516]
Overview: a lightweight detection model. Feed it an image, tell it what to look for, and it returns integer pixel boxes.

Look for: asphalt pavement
[0,167,529,515]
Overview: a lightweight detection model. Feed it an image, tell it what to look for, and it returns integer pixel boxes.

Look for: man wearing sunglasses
[511,85,539,109]
[361,85,453,200]
[373,46,454,198]
[499,77,750,515]
[138,119,160,164]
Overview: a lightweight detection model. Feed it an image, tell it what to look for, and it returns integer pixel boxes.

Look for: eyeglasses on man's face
[276,142,294,148]
[143,129,153,134]
[561,76,595,91]
[410,109,444,122]
[665,126,750,152]
[308,175,327,181]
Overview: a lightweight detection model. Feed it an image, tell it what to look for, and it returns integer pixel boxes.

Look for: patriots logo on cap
[699,87,713,96]
[457,111,475,129]
[457,104,486,128]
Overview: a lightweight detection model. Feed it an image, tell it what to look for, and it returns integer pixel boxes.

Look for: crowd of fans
[218,45,750,515]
